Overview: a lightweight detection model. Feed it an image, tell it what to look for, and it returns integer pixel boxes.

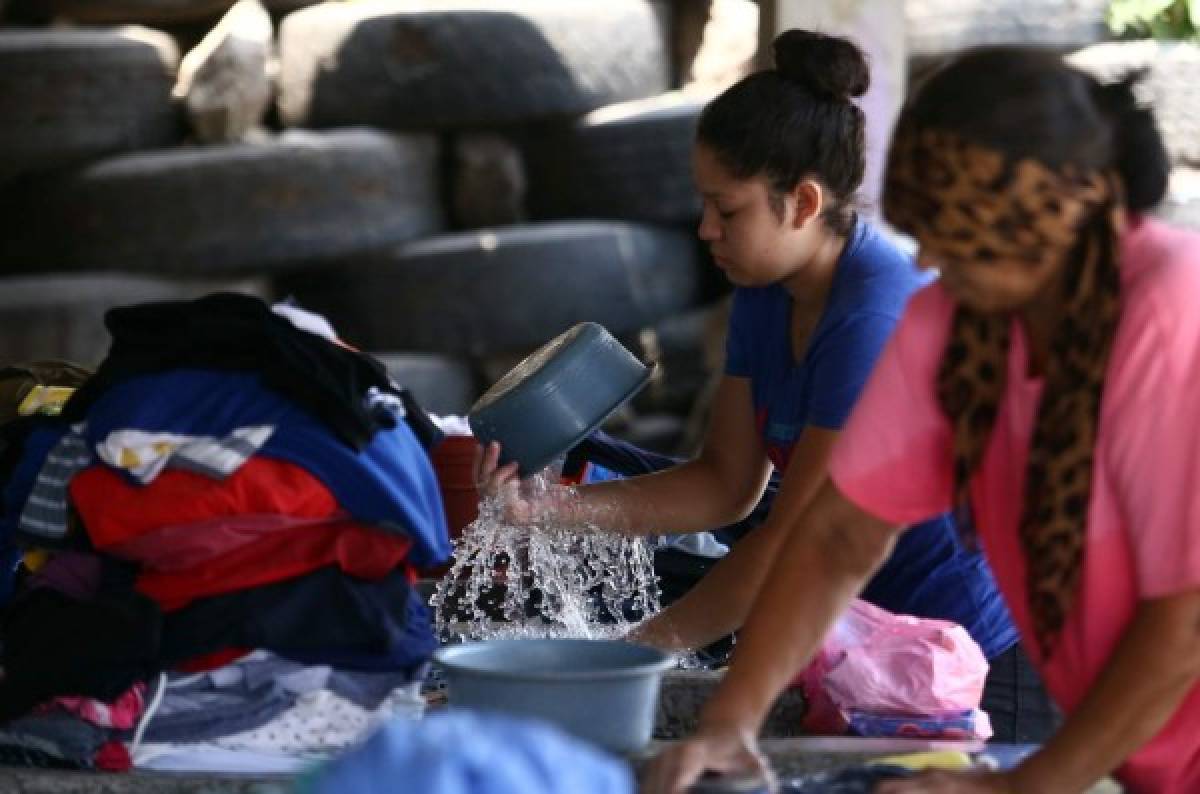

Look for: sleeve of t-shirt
[1105,238,1200,598]
[723,289,754,378]
[805,311,902,430]
[828,286,956,527]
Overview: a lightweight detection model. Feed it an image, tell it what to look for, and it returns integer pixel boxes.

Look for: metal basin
[434,638,674,754]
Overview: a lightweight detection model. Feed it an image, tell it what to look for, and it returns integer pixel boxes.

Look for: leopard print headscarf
[883,127,1123,657]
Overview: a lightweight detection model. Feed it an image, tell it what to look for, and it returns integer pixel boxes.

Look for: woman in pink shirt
[646,48,1200,794]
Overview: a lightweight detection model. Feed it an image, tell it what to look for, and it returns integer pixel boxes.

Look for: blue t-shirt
[723,218,1017,659]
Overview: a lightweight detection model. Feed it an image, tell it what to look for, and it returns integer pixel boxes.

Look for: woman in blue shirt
[478,29,1050,742]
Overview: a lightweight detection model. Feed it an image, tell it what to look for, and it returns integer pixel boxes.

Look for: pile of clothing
[0,293,450,773]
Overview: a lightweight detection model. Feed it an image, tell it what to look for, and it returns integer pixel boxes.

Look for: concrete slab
[656,670,806,739]
[0,769,285,793]
[0,739,1124,792]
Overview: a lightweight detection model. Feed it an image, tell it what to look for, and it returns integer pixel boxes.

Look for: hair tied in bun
[772,29,869,101]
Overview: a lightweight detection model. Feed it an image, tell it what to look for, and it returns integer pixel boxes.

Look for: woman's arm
[873,589,1200,794]
[630,425,839,651]
[644,481,901,794]
[478,375,773,536]
[1008,591,1200,793]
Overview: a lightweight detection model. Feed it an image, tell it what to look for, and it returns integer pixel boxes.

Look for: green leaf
[1108,0,1194,38]
[1109,0,1173,35]
[1142,0,1181,16]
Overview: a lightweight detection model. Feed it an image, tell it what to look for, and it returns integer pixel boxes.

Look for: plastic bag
[794,599,991,739]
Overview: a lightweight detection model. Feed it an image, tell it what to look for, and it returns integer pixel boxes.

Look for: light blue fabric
[299,712,634,794]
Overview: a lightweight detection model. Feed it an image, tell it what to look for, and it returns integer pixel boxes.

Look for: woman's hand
[473,440,530,523]
[472,440,573,526]
[622,615,684,652]
[641,724,772,794]
[874,769,1019,794]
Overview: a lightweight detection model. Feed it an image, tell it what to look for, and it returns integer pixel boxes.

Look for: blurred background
[0,0,1196,457]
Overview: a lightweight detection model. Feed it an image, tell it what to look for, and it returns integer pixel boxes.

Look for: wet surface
[0,739,1124,793]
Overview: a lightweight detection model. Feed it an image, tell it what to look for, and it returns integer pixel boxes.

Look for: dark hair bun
[1093,70,1169,211]
[773,29,869,101]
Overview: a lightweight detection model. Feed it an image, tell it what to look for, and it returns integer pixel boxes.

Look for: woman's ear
[790,179,824,229]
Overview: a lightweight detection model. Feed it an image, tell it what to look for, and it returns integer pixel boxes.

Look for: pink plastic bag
[793,599,991,739]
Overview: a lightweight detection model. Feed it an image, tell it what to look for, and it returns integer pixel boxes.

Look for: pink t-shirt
[830,218,1200,794]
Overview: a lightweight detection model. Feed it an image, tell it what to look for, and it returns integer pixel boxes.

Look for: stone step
[906,0,1110,60]
[1070,41,1200,168]
[656,668,806,740]
[1158,168,1200,231]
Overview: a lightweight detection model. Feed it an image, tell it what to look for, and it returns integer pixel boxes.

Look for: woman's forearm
[562,457,767,537]
[698,482,898,733]
[632,519,791,650]
[1011,591,1200,794]
[631,427,846,649]
[550,376,774,537]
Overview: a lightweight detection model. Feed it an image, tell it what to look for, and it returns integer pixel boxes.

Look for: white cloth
[211,685,424,757]
[133,684,423,773]
[133,743,314,775]
[272,303,338,342]
[430,414,473,436]
[96,425,274,484]
[652,531,729,559]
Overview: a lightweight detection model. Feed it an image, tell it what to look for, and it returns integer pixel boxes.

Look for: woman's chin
[958,295,1020,315]
[720,266,765,289]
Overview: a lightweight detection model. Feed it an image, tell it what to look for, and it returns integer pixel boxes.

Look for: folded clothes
[136,521,412,612]
[0,588,161,723]
[95,425,275,485]
[73,457,342,557]
[144,651,426,744]
[80,369,449,566]
[35,681,147,731]
[846,709,993,741]
[160,567,434,677]
[60,292,431,453]
[201,685,423,758]
[0,712,121,771]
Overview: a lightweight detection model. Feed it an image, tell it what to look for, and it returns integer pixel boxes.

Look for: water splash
[431,467,661,643]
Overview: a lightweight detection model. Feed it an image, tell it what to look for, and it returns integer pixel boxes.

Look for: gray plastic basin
[434,638,674,754]
[468,322,653,477]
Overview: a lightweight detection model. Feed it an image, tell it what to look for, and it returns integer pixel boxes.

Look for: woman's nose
[697,205,721,242]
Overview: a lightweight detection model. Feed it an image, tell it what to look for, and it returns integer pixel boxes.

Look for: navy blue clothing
[721,219,1016,660]
[724,219,924,469]
[162,567,435,677]
[862,517,1017,659]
